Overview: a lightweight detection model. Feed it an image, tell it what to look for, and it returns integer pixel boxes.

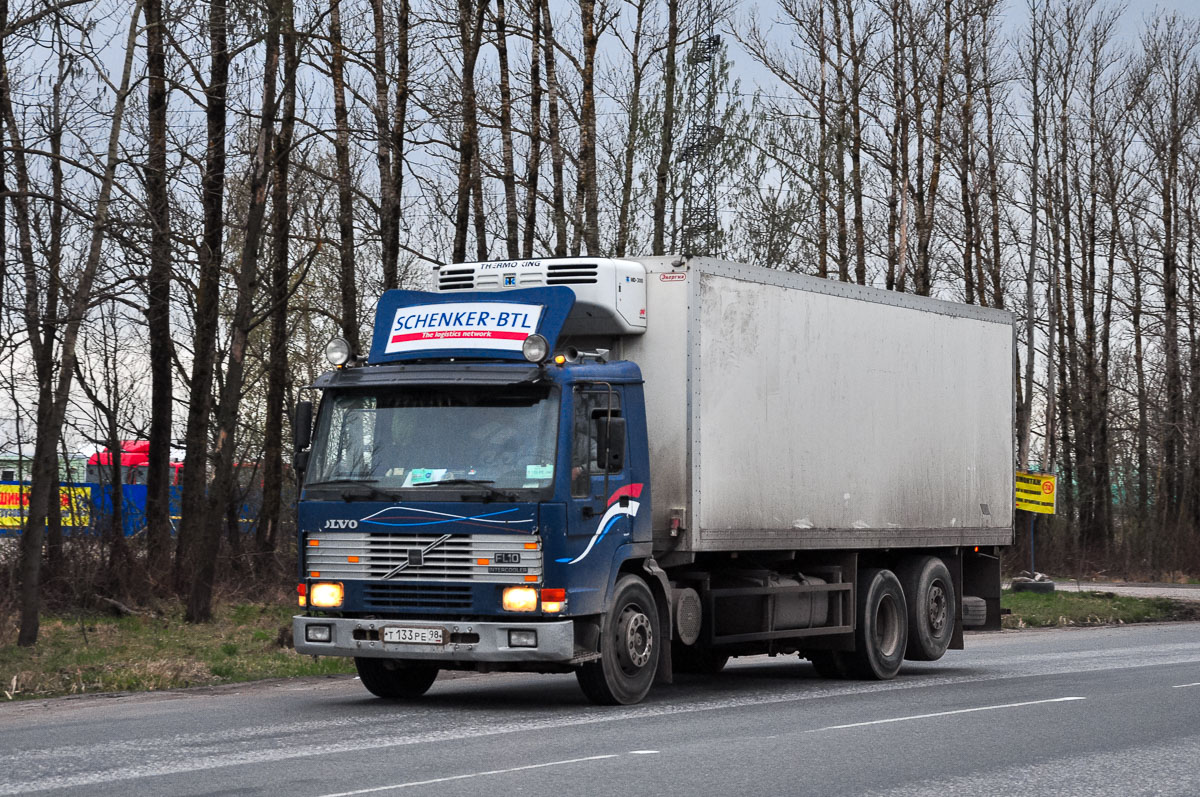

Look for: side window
[571,388,622,496]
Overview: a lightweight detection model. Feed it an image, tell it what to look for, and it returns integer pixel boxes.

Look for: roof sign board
[368,287,576,363]
[1015,471,1056,514]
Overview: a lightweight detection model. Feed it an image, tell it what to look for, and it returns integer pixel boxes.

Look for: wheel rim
[874,594,901,658]
[616,605,653,671]
[926,581,948,634]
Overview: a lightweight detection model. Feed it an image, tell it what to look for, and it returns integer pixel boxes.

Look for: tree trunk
[495,0,519,257]
[542,0,568,257]
[521,0,543,258]
[259,0,298,572]
[330,0,359,349]
[188,0,280,623]
[371,0,399,288]
[176,0,229,597]
[578,0,601,254]
[8,0,144,643]
[144,0,174,579]
[390,0,410,282]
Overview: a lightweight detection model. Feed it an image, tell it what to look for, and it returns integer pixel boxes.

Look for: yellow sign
[0,484,91,528]
[1015,471,1056,514]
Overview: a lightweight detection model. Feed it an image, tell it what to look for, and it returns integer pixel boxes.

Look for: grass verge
[1001,589,1200,629]
[0,603,354,701]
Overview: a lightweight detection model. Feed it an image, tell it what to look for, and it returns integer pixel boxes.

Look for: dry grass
[1001,589,1200,629]
[0,600,354,701]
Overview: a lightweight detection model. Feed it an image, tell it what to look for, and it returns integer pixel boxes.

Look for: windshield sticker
[526,464,554,480]
[385,302,545,354]
[557,483,645,565]
[403,468,447,487]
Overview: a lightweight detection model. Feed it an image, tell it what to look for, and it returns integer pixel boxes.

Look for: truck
[292,256,1013,705]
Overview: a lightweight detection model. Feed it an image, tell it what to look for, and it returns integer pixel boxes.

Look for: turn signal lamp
[554,354,567,366]
[309,582,344,608]
[297,583,307,607]
[502,586,538,612]
[541,588,566,613]
[325,337,352,366]
[522,334,549,363]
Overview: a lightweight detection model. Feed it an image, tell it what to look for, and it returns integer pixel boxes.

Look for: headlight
[309,582,344,608]
[502,586,538,612]
[325,337,352,366]
[522,334,549,363]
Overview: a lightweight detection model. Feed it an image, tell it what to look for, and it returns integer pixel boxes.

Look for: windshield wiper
[412,478,518,502]
[304,478,401,502]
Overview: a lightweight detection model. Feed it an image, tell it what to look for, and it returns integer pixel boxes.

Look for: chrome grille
[305,532,542,584]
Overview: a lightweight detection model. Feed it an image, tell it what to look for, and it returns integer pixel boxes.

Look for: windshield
[305,384,559,493]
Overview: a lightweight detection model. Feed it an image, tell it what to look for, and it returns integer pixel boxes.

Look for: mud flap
[642,558,674,685]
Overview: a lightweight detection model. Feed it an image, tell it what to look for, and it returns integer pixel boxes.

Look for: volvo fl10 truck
[293,257,1013,705]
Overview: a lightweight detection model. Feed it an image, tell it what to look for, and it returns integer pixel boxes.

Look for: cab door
[561,385,634,568]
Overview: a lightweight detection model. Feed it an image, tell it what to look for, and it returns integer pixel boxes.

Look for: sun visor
[367,287,576,363]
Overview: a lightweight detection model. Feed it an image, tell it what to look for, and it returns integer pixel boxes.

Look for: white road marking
[629,750,659,754]
[1172,682,1200,688]
[808,696,1086,732]
[316,754,619,797]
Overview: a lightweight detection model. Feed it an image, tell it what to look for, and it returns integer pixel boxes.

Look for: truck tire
[577,575,660,705]
[961,595,988,627]
[899,556,955,661]
[844,568,907,680]
[672,640,729,675]
[1011,579,1055,594]
[355,658,439,699]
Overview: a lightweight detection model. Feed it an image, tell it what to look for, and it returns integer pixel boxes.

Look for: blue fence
[0,482,258,536]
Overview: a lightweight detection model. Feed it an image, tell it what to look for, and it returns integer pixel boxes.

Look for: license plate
[382,626,444,645]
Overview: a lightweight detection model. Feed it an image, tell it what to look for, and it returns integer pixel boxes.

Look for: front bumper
[293,615,577,663]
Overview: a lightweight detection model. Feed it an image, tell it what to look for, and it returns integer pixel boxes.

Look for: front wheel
[844,568,907,680]
[355,657,439,699]
[577,575,660,705]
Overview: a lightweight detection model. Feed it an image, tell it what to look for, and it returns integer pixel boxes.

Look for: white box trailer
[618,257,1014,558]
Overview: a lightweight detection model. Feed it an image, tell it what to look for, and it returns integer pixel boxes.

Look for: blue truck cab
[294,265,667,705]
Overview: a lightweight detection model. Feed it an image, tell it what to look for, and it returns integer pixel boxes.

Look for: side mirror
[595,416,626,473]
[294,400,313,455]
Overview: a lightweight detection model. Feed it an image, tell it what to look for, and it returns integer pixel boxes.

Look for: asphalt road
[2,623,1199,796]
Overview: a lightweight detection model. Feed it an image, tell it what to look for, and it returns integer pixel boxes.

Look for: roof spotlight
[522,334,549,363]
[325,337,352,366]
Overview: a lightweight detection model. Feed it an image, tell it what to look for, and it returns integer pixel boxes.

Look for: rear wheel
[899,556,955,661]
[844,568,907,680]
[355,658,439,699]
[577,575,660,705]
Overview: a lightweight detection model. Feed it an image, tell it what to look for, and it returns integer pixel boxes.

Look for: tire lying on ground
[899,556,955,661]
[1010,579,1056,594]
[355,657,439,699]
